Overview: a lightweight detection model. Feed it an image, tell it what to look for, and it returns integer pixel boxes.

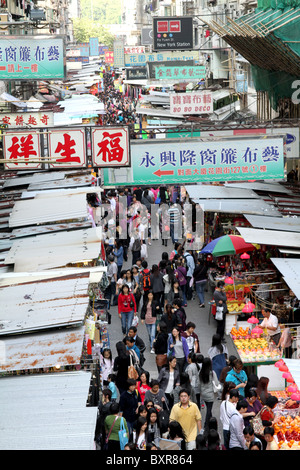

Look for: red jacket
[118,293,137,314]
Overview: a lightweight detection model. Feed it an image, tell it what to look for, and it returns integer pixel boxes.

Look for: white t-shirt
[220,399,237,431]
[165,371,174,394]
[260,313,281,336]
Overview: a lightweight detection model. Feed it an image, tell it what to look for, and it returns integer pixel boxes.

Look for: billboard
[126,67,148,80]
[103,137,285,187]
[0,36,65,80]
[153,17,194,51]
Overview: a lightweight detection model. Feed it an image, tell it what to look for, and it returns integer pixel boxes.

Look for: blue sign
[89,38,99,57]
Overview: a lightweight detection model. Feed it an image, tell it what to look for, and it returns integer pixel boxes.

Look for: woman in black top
[153,321,168,372]
[113,341,131,396]
[161,304,178,334]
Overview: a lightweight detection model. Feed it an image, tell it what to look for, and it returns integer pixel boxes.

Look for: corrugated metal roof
[224,181,293,194]
[245,214,300,232]
[0,326,85,372]
[0,275,90,336]
[5,227,102,272]
[238,227,300,247]
[3,172,66,188]
[0,371,97,450]
[8,192,88,228]
[191,198,281,216]
[186,184,259,200]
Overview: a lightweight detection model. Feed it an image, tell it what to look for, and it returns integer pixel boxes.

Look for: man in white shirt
[229,399,248,450]
[260,308,281,345]
[220,388,239,450]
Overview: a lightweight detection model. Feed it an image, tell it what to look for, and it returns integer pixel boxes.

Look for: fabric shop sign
[170,91,213,115]
[153,17,194,51]
[124,50,199,67]
[103,137,284,186]
[0,36,65,80]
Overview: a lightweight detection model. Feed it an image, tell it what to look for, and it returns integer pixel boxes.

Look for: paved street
[107,238,236,440]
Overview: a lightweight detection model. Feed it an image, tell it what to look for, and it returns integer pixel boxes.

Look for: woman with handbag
[199,357,221,432]
[243,389,262,427]
[153,321,168,372]
[141,290,162,353]
[213,281,228,341]
[118,284,137,336]
[104,402,129,452]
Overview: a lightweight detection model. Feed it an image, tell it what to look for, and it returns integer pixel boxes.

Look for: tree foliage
[72,18,115,48]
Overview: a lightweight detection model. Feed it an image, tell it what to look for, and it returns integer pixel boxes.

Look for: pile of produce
[230,327,282,362]
[274,415,300,449]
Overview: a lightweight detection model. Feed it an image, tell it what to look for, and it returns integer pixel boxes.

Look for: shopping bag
[215,306,224,321]
[141,243,148,259]
[128,353,139,380]
[118,418,129,450]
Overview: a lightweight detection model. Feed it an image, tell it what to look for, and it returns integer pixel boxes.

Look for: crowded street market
[0,0,300,455]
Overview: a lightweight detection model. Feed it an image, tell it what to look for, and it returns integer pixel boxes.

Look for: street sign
[103,137,285,186]
[153,17,194,51]
[124,51,199,67]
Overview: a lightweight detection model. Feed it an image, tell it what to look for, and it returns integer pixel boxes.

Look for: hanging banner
[89,37,99,57]
[0,36,65,80]
[48,128,87,168]
[3,130,42,170]
[104,51,114,64]
[113,40,125,68]
[170,91,213,115]
[91,127,130,167]
[103,137,285,186]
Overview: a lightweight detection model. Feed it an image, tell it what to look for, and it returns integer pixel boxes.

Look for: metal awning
[237,227,300,248]
[191,198,281,216]
[224,182,293,194]
[0,326,85,372]
[5,227,102,272]
[0,371,97,450]
[270,258,300,280]
[245,214,300,232]
[8,191,89,228]
[0,275,90,336]
[186,184,259,200]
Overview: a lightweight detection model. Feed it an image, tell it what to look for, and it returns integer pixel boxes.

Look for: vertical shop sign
[48,128,87,168]
[91,127,130,167]
[3,130,42,169]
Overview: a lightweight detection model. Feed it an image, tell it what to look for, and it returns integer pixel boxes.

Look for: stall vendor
[260,308,281,346]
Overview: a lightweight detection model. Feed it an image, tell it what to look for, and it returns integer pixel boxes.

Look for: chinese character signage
[0,112,54,128]
[103,137,284,186]
[153,17,194,51]
[0,36,65,80]
[89,37,99,57]
[124,46,145,54]
[105,51,114,64]
[3,130,42,170]
[170,91,213,115]
[113,41,125,68]
[91,127,130,167]
[48,129,87,168]
[124,51,199,67]
[155,66,205,81]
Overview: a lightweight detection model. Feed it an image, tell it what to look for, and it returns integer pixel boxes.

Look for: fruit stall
[272,359,300,450]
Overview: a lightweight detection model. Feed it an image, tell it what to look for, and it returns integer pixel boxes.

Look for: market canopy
[237,227,300,248]
[245,214,300,232]
[270,257,300,299]
[186,184,260,200]
[190,198,281,216]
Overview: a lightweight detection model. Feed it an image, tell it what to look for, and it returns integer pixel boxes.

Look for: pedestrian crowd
[94,185,280,452]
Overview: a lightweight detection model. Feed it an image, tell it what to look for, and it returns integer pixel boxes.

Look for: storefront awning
[245,214,300,233]
[191,198,281,216]
[237,227,300,248]
[186,184,259,200]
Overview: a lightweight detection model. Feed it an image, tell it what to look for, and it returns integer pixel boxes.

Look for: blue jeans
[121,310,134,335]
[195,280,206,305]
[145,323,156,348]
